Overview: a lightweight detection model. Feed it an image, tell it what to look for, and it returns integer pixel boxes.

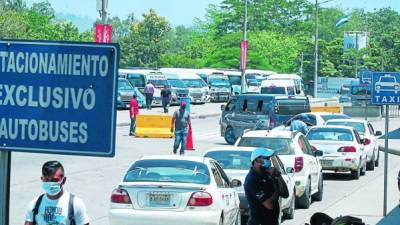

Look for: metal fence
[382,105,400,118]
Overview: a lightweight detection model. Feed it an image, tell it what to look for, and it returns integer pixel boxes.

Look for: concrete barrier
[311,106,341,113]
[135,115,174,138]
[343,106,381,117]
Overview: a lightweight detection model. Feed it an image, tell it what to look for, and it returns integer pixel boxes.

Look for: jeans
[129,117,136,134]
[145,93,153,109]
[173,128,188,154]
[162,97,170,113]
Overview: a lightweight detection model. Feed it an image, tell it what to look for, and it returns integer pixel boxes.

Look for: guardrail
[383,105,400,118]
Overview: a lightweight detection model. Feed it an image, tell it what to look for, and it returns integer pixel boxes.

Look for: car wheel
[351,166,361,180]
[375,150,380,167]
[367,154,375,171]
[234,211,241,225]
[296,178,311,209]
[361,161,366,176]
[312,174,323,202]
[283,189,295,220]
[224,127,236,145]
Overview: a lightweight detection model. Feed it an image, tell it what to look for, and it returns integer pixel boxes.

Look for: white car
[324,119,382,170]
[306,125,368,180]
[235,130,324,209]
[109,155,241,225]
[204,147,296,220]
[273,112,351,131]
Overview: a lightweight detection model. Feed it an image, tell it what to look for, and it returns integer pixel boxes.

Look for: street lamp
[241,0,248,93]
[314,0,335,98]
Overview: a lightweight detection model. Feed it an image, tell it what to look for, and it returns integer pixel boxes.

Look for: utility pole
[101,0,108,42]
[241,0,248,93]
[314,0,319,98]
[300,52,304,76]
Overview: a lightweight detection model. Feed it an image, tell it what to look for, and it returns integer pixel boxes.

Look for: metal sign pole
[0,151,11,225]
[383,104,389,216]
[101,0,107,42]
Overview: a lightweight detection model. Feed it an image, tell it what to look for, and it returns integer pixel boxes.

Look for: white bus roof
[246,69,277,76]
[118,68,160,75]
[267,73,302,80]
[261,79,295,87]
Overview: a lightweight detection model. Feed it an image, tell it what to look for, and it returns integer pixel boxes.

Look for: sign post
[371,72,400,216]
[0,40,119,225]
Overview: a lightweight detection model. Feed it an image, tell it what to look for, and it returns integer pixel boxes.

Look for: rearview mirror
[230,179,242,188]
[286,167,294,174]
[220,105,226,111]
[314,150,323,157]
[375,131,382,136]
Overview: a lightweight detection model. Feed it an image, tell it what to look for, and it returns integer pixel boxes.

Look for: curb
[116,113,220,127]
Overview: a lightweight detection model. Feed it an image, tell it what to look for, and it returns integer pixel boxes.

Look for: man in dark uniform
[244,148,288,225]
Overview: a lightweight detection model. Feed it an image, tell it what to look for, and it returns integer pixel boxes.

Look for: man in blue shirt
[244,148,288,225]
[289,115,310,135]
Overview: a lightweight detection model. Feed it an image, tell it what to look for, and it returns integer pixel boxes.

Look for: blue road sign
[359,70,372,86]
[0,40,119,157]
[371,72,400,105]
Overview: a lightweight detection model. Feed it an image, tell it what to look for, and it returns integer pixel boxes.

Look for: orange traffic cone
[186,124,195,151]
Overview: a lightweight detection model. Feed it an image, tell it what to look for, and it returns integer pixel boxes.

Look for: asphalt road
[9,117,400,225]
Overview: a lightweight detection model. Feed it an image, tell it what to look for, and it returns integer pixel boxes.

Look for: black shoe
[129,133,134,136]
[173,150,177,155]
[179,152,184,156]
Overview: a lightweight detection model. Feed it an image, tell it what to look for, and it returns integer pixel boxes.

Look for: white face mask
[42,182,62,196]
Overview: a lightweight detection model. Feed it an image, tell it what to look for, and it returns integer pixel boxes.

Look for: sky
[25,0,400,26]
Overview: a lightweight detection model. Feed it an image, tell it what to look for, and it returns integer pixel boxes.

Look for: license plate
[148,193,171,206]
[321,160,333,167]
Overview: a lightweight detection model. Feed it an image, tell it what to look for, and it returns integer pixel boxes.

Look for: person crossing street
[144,81,155,110]
[171,101,191,155]
[129,94,139,136]
[161,85,172,113]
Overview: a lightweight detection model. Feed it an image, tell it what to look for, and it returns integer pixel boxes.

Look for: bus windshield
[126,74,146,88]
[182,79,204,88]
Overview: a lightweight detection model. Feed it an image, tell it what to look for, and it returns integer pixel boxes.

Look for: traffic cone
[186,124,195,151]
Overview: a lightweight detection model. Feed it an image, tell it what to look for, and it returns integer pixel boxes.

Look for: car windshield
[325,121,365,134]
[237,137,292,155]
[118,80,134,91]
[228,76,241,85]
[124,160,210,184]
[321,114,351,121]
[209,78,230,86]
[307,128,354,141]
[276,99,310,115]
[205,151,251,170]
[261,86,286,94]
[182,79,204,88]
[126,74,146,87]
[247,79,259,86]
[149,79,168,88]
[168,79,186,88]
[380,77,395,82]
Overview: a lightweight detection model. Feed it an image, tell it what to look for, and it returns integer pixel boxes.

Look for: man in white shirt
[24,161,89,225]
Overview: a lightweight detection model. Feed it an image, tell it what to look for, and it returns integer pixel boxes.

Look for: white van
[260,79,296,96]
[175,72,208,104]
[267,74,305,96]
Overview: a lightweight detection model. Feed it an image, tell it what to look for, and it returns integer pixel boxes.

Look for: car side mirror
[375,131,382,136]
[286,167,294,174]
[313,150,323,157]
[230,179,242,188]
[221,105,226,111]
[363,138,371,145]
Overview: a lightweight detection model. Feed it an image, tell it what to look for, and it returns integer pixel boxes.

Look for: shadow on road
[322,172,354,181]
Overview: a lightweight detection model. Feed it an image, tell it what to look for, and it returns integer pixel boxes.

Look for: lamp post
[241,0,248,93]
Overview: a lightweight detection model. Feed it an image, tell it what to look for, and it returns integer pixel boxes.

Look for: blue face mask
[261,159,272,169]
[42,182,62,196]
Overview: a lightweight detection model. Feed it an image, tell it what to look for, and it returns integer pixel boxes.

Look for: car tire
[375,150,380,167]
[296,178,311,209]
[367,154,375,171]
[351,167,361,180]
[361,162,366,176]
[283,189,295,220]
[312,174,323,202]
[219,216,223,225]
[224,127,236,145]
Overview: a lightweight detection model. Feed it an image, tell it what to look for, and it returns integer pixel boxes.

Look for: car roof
[139,155,209,163]
[242,130,297,138]
[310,125,354,131]
[325,118,366,123]
[205,146,259,153]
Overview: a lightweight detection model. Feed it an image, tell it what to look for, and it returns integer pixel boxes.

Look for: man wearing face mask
[24,161,89,225]
[244,148,289,225]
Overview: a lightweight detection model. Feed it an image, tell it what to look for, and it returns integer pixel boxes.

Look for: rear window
[205,151,251,170]
[261,86,286,94]
[237,137,293,155]
[307,128,353,141]
[149,79,168,87]
[325,121,365,134]
[124,160,210,184]
[276,99,310,115]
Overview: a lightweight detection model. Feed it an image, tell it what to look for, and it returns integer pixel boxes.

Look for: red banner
[240,40,248,70]
[95,24,112,43]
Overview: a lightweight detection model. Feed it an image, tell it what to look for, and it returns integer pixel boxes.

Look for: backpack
[331,215,365,225]
[32,193,76,225]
